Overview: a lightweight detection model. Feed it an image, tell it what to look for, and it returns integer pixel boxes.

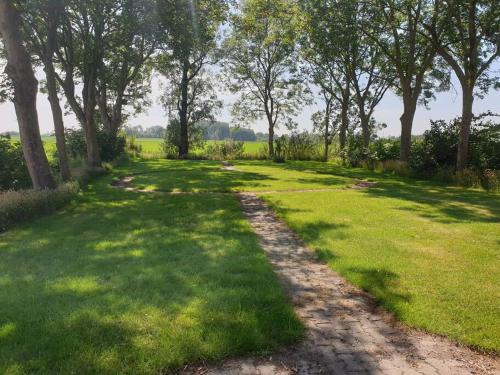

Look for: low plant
[0,182,79,232]
[204,140,245,160]
[0,137,31,190]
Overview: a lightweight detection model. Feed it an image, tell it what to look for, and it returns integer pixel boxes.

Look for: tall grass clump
[0,182,79,232]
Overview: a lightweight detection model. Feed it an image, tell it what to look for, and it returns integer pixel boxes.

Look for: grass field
[0,164,302,374]
[1,158,498,375]
[120,159,500,351]
[9,136,266,159]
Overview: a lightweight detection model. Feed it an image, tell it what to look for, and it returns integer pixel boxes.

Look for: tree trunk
[339,82,350,151]
[0,0,56,189]
[457,85,474,171]
[266,113,274,158]
[360,113,370,149]
[179,63,189,158]
[399,97,417,163]
[82,71,101,168]
[339,98,349,151]
[324,101,331,162]
[45,61,71,181]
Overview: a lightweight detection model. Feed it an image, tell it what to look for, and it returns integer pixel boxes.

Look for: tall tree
[426,0,499,170]
[300,0,353,152]
[157,0,226,158]
[311,89,337,161]
[0,0,56,189]
[98,0,157,138]
[54,0,119,168]
[362,0,446,162]
[347,1,393,149]
[223,0,310,157]
[23,0,71,180]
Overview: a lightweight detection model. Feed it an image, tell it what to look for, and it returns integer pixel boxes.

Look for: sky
[1,66,499,137]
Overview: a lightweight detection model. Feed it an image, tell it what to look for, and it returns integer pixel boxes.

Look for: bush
[163,119,205,159]
[0,137,31,190]
[204,140,245,160]
[271,132,322,162]
[125,136,143,158]
[369,138,401,161]
[0,182,79,232]
[65,128,126,162]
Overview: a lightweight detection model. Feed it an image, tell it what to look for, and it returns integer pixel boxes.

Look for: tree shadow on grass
[0,183,302,374]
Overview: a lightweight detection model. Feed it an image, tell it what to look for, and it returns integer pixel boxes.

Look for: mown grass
[0,164,302,374]
[118,159,355,193]
[120,158,500,351]
[257,166,500,352]
[135,139,267,158]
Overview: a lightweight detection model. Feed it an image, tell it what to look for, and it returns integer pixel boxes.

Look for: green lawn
[119,159,354,193]
[121,158,500,352]
[0,164,302,374]
[135,139,266,158]
[1,158,498,375]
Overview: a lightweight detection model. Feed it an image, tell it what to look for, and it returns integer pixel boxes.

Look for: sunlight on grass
[0,168,302,375]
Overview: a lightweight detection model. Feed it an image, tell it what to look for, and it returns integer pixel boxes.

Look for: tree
[157,0,226,157]
[223,0,311,157]
[311,91,337,161]
[98,0,157,138]
[347,1,393,149]
[23,0,71,180]
[362,0,447,163]
[0,0,56,189]
[300,0,353,152]
[426,0,499,170]
[54,0,121,168]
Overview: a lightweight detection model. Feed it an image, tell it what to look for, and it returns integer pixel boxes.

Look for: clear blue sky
[1,67,499,137]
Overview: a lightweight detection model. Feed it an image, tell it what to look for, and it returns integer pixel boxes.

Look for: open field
[8,136,267,159]
[1,158,498,375]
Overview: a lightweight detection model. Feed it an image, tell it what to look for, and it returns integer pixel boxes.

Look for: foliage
[409,114,500,175]
[163,118,205,159]
[204,139,245,160]
[65,128,126,162]
[0,137,31,190]
[0,181,79,232]
[369,138,401,162]
[272,132,322,162]
[123,125,166,139]
[223,0,311,156]
[230,127,257,142]
[199,120,231,140]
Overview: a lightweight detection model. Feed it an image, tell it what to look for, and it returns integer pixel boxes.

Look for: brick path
[181,193,499,375]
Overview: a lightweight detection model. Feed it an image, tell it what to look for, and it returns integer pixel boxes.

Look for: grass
[0,164,302,374]
[135,139,267,158]
[120,158,500,351]
[118,159,354,193]
[2,156,498,375]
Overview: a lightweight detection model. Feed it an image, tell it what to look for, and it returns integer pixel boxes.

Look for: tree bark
[0,0,56,189]
[360,113,370,149]
[339,81,350,151]
[324,100,331,162]
[399,97,417,163]
[44,9,71,181]
[179,62,189,158]
[457,85,474,171]
[83,81,101,168]
[45,61,71,181]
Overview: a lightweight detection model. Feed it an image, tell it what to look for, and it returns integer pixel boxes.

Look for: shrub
[0,137,31,190]
[204,140,245,160]
[0,182,79,232]
[65,128,126,162]
[369,138,401,161]
[163,119,205,159]
[125,136,143,157]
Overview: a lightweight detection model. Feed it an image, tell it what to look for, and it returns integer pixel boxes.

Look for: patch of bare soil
[179,194,499,375]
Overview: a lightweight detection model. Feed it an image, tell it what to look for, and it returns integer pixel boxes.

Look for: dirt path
[181,194,499,375]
